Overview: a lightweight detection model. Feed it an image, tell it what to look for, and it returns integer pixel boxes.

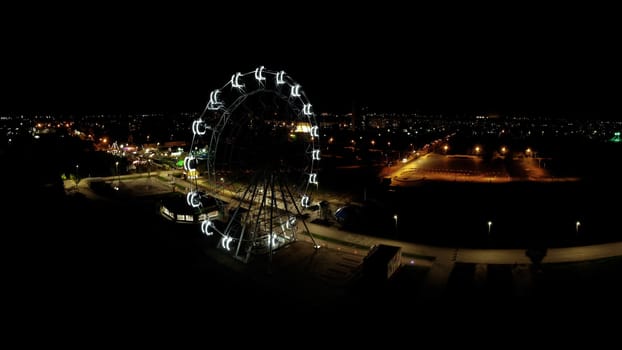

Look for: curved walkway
[299,221,622,298]
[70,173,622,265]
[71,173,622,297]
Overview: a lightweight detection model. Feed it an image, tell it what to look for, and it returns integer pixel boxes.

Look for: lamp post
[115,161,120,188]
[488,221,492,235]
[75,164,79,190]
[576,221,581,235]
[393,214,399,233]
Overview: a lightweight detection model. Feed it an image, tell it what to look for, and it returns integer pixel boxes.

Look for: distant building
[163,141,187,148]
[160,193,220,224]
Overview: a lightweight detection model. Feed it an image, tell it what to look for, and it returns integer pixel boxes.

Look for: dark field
[328,179,622,249]
[388,179,621,248]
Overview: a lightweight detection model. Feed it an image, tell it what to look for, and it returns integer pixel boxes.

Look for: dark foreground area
[4,184,622,328]
[3,138,622,327]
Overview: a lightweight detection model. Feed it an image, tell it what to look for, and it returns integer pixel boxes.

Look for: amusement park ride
[184,67,321,262]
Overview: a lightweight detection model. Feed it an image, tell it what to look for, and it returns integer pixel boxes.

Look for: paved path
[299,220,622,298]
[71,174,622,297]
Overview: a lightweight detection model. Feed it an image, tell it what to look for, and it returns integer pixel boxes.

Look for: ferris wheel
[185,66,320,262]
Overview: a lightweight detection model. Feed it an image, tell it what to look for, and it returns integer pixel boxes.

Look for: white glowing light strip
[207,89,222,110]
[276,71,285,85]
[312,149,320,160]
[267,233,278,248]
[192,120,206,136]
[183,156,196,171]
[254,66,266,83]
[231,72,244,89]
[221,236,233,251]
[303,104,312,116]
[301,195,310,208]
[288,216,296,228]
[291,84,301,97]
[308,173,318,185]
[186,191,201,208]
[310,125,319,137]
[201,220,214,236]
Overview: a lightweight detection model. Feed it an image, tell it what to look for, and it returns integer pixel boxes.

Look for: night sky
[2,5,620,119]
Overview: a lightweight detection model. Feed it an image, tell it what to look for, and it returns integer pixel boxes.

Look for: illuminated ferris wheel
[185,66,320,262]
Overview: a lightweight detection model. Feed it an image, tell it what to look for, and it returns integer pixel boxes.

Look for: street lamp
[393,214,398,232]
[488,221,492,235]
[75,164,79,190]
[115,161,120,189]
[576,221,581,235]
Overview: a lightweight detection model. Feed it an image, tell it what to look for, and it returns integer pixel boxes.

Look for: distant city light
[294,122,311,133]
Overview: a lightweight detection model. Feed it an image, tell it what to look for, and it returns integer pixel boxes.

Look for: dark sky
[2,5,620,119]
